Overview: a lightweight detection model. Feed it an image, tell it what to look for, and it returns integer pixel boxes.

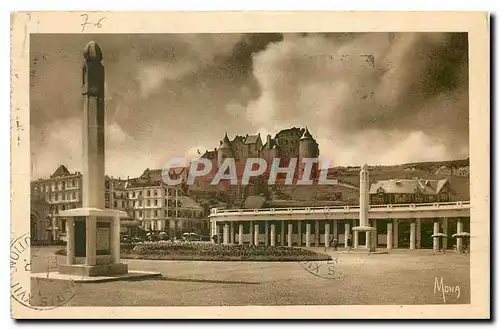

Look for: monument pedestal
[58,207,129,277]
[352,226,377,252]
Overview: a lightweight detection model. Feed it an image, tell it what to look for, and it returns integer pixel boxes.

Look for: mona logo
[434,277,461,303]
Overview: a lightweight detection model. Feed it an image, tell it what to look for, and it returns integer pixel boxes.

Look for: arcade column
[297,220,302,246]
[442,218,449,249]
[393,219,399,248]
[410,221,416,250]
[433,220,440,251]
[456,218,464,251]
[305,223,311,247]
[264,221,269,246]
[416,218,422,249]
[325,222,330,248]
[254,223,260,245]
[344,223,350,248]
[223,223,230,245]
[287,223,293,247]
[387,222,393,250]
[270,224,276,246]
[249,221,254,246]
[280,221,285,246]
[238,224,244,245]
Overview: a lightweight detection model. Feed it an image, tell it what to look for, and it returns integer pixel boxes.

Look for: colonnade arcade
[211,217,470,251]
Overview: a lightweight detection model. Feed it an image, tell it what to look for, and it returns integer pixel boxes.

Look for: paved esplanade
[209,165,470,250]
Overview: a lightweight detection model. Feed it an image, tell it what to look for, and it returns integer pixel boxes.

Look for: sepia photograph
[10,12,490,319]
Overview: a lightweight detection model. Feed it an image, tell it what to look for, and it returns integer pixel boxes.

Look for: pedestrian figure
[347,235,353,252]
[332,237,338,251]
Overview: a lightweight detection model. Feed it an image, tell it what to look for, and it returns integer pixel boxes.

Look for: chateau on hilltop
[199,127,320,184]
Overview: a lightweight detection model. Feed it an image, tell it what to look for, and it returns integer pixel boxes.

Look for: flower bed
[55,241,330,261]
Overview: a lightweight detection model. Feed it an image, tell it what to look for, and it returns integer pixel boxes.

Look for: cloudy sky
[30,33,469,179]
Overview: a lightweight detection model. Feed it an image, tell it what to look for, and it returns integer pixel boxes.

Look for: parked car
[182,232,201,242]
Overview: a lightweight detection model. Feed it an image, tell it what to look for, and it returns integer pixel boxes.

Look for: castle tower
[217,132,233,168]
[298,127,319,180]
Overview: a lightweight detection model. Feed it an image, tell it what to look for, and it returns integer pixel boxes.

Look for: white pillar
[325,223,330,248]
[288,223,293,247]
[416,219,422,249]
[270,224,276,246]
[305,223,311,247]
[344,223,350,248]
[238,224,244,245]
[433,221,440,251]
[264,221,269,246]
[365,231,371,249]
[410,222,416,250]
[254,223,260,245]
[230,222,235,244]
[354,231,359,248]
[280,221,285,246]
[249,221,254,246]
[85,216,96,265]
[359,164,369,227]
[223,223,230,245]
[387,222,393,250]
[456,218,464,251]
[393,219,399,248]
[111,217,121,263]
[297,220,302,246]
[314,220,319,247]
[213,222,218,244]
[370,219,377,249]
[442,218,448,250]
[66,218,75,265]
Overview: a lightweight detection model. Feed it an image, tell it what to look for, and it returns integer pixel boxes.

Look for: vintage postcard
[11,12,490,319]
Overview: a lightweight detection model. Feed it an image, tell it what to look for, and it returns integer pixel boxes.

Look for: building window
[154,199,158,206]
[155,210,159,218]
[113,201,117,208]
[122,201,125,208]
[139,191,142,196]
[147,190,151,197]
[133,192,136,198]
[139,211,143,218]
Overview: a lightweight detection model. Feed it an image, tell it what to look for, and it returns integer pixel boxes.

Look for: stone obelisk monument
[353,164,376,252]
[58,41,129,277]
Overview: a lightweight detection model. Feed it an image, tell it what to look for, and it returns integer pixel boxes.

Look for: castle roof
[50,165,71,178]
[221,133,231,148]
[243,134,261,145]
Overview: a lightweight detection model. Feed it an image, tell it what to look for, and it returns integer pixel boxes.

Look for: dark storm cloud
[244,32,468,165]
[30,32,468,178]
